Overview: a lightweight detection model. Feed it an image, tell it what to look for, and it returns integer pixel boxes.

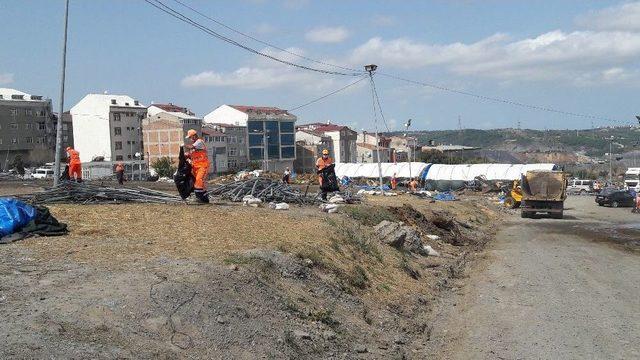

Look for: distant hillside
[388,126,640,159]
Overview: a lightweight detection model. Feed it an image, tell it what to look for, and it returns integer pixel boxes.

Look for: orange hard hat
[185,129,198,139]
[66,147,72,151]
[322,149,329,155]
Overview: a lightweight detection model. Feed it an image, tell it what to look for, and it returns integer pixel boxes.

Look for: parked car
[567,179,594,195]
[595,189,635,207]
[32,168,54,179]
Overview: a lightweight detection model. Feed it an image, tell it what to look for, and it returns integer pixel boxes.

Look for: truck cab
[624,167,640,191]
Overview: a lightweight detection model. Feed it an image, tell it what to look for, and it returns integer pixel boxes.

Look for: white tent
[423,163,557,181]
[335,162,429,179]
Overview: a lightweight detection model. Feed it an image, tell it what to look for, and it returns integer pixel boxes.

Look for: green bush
[151,157,176,178]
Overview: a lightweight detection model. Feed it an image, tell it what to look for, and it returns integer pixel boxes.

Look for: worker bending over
[115,162,125,185]
[66,147,82,182]
[316,149,333,200]
[185,129,210,203]
[408,178,418,192]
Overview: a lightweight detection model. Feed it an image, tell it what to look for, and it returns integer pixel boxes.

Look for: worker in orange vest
[391,173,398,190]
[66,147,82,182]
[185,129,210,203]
[316,149,333,200]
[115,162,125,185]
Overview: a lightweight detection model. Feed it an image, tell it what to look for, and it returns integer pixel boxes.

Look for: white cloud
[0,73,14,85]
[305,26,350,43]
[348,30,640,85]
[371,14,396,27]
[181,47,345,91]
[576,2,640,31]
[254,22,276,35]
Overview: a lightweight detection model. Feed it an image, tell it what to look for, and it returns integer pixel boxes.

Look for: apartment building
[206,123,248,171]
[70,93,146,162]
[296,122,357,163]
[142,108,202,169]
[294,129,334,173]
[201,127,228,174]
[0,88,73,167]
[204,105,295,172]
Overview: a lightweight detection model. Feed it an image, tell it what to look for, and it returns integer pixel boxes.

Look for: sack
[0,198,37,237]
[174,146,195,200]
[319,164,339,192]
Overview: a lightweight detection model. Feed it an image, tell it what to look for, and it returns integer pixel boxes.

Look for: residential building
[201,127,228,174]
[357,131,395,162]
[389,135,418,162]
[142,109,202,170]
[0,88,72,167]
[204,105,295,172]
[70,93,146,162]
[294,129,334,173]
[207,123,248,171]
[357,143,391,163]
[296,122,357,163]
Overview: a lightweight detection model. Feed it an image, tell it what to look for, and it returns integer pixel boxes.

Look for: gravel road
[428,196,640,359]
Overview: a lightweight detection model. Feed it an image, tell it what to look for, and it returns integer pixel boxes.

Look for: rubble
[374,220,430,255]
[209,178,315,204]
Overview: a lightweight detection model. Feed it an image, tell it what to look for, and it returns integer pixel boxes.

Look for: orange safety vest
[67,149,81,165]
[316,156,333,171]
[115,164,124,173]
[190,144,209,168]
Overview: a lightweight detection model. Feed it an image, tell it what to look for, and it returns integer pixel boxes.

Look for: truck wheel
[580,189,586,195]
[612,201,619,208]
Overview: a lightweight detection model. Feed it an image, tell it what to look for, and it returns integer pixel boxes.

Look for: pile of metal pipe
[16,181,183,204]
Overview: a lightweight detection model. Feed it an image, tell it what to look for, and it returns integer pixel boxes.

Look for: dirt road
[429,196,640,359]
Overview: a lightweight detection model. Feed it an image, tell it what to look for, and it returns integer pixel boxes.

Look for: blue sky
[1,0,639,131]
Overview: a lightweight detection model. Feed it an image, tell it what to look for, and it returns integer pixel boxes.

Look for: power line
[170,0,363,74]
[370,74,391,132]
[287,75,368,112]
[143,0,360,76]
[378,72,626,124]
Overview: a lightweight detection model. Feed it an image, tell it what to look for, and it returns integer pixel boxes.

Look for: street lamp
[404,119,412,180]
[609,136,614,184]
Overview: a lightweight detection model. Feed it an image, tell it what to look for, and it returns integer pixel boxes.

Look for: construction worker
[316,149,333,200]
[115,162,125,185]
[391,173,398,190]
[408,178,418,192]
[185,129,210,203]
[66,147,82,182]
[282,167,291,184]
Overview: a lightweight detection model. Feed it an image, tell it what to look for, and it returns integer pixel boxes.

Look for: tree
[151,157,176,178]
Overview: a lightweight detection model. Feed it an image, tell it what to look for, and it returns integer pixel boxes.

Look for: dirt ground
[424,196,640,359]
[0,180,503,359]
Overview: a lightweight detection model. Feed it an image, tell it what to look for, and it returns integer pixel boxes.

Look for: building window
[38,122,46,130]
[268,145,279,159]
[215,147,226,155]
[127,154,132,159]
[63,135,68,142]
[248,120,263,133]
[115,141,122,150]
[111,99,117,105]
[249,147,263,160]
[25,123,33,130]
[229,136,237,143]
[37,110,46,117]
[280,133,294,146]
[114,127,122,135]
[116,155,123,161]
[10,123,18,130]
[228,159,238,169]
[113,113,121,121]
[63,123,68,131]
[228,148,237,156]
[36,137,44,144]
[249,134,263,147]
[10,109,18,116]
[282,146,295,159]
[25,137,33,144]
[11,138,18,144]
[280,121,294,133]
[25,109,33,116]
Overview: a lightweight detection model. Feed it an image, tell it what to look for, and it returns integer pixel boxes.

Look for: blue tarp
[0,198,37,237]
[433,192,457,201]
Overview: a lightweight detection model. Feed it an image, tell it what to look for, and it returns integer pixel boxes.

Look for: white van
[567,179,593,194]
[32,168,54,179]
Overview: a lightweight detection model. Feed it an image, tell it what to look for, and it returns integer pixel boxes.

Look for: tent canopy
[335,162,428,179]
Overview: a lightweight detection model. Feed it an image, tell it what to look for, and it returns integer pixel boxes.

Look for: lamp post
[405,118,412,180]
[53,0,70,186]
[609,136,614,184]
[365,64,384,193]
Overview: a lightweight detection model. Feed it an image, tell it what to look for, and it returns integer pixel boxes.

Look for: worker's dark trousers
[321,191,328,200]
[117,172,124,185]
[194,189,209,203]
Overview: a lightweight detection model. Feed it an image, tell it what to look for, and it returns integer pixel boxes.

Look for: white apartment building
[296,122,357,163]
[70,93,146,162]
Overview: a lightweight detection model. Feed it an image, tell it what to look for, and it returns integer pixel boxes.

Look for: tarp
[0,198,37,237]
[334,162,429,179]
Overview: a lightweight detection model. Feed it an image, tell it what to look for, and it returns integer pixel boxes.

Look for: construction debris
[268,202,290,210]
[374,220,430,255]
[319,203,339,213]
[208,178,361,205]
[16,181,183,205]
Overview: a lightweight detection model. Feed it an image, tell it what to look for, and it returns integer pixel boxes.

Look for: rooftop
[201,128,226,137]
[149,103,195,115]
[0,87,47,102]
[298,122,352,132]
[230,105,290,115]
[357,143,389,151]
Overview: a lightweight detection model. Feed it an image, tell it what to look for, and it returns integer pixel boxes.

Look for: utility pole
[405,118,412,180]
[609,136,613,184]
[53,0,70,186]
[365,64,384,194]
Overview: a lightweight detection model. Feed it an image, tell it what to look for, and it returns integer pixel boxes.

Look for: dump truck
[520,170,568,219]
